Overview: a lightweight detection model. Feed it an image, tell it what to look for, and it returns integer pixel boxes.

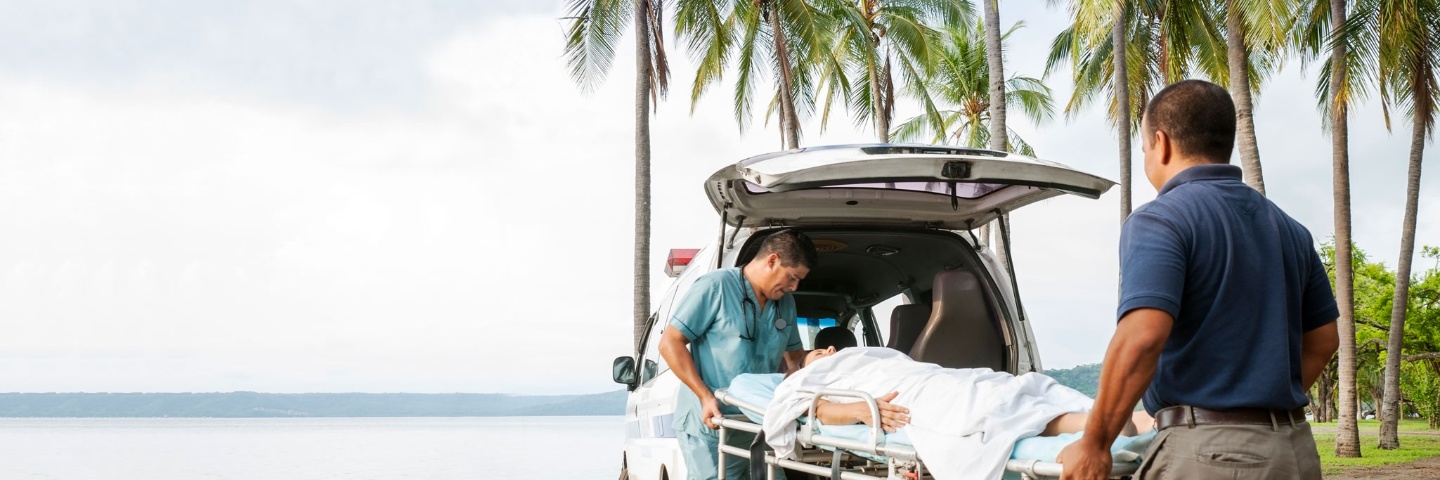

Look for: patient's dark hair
[755,229,818,269]
[813,326,857,351]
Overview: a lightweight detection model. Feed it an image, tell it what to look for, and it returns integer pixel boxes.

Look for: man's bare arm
[1084,308,1172,444]
[1300,320,1339,391]
[1060,307,1172,480]
[658,328,722,428]
[783,350,805,374]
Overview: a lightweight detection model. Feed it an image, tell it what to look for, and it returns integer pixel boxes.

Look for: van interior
[736,227,1017,374]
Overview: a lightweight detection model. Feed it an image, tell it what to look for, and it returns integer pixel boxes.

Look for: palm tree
[680,0,833,149]
[1341,0,1440,449]
[1046,1,1157,219]
[1221,0,1295,194]
[816,0,971,142]
[564,0,671,350]
[890,22,1054,153]
[1297,0,1367,457]
[1113,0,1132,220]
[982,0,1006,151]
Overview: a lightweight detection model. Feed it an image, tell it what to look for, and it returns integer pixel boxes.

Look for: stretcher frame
[713,388,1140,480]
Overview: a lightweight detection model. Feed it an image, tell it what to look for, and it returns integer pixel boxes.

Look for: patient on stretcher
[799,346,1151,438]
[757,347,1153,480]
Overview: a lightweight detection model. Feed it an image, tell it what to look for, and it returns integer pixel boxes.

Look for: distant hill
[0,391,627,418]
[1043,363,1102,398]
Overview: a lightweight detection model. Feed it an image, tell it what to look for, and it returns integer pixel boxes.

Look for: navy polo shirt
[1118,164,1338,414]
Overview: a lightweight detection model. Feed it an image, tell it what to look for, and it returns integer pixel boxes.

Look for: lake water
[0,416,624,479]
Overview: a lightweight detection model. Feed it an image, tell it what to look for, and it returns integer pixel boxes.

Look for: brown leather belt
[1155,405,1307,431]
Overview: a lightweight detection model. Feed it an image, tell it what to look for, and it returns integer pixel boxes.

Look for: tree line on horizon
[559,0,1439,456]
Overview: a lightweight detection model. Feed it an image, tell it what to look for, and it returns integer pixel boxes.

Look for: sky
[0,1,1434,395]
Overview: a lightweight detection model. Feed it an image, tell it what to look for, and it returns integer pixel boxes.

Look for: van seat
[908,269,1007,371]
[886,304,931,354]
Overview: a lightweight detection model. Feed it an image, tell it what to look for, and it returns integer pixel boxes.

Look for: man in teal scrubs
[660,229,817,480]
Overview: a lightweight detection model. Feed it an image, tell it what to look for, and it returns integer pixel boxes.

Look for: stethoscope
[738,295,788,342]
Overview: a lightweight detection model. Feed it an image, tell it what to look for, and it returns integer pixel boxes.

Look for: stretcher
[712,386,1146,480]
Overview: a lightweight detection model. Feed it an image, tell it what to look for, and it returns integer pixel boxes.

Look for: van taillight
[665,249,701,278]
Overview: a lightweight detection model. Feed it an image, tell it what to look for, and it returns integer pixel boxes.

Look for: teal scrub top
[670,268,802,427]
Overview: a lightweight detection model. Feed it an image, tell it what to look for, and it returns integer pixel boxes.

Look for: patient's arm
[814,391,910,432]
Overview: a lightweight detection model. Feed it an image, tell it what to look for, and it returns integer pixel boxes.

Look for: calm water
[0,416,624,479]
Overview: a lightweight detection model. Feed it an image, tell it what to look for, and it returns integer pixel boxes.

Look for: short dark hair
[1143,79,1236,163]
[755,229,819,270]
[813,326,857,351]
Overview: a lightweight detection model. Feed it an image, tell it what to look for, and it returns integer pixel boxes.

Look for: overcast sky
[0,1,1434,395]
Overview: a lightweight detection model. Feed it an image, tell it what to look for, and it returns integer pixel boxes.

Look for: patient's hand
[817,391,910,432]
[872,391,910,432]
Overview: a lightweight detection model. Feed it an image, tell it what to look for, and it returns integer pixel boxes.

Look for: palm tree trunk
[1114,2,1132,221]
[632,0,654,351]
[769,3,801,149]
[874,54,892,142]
[1225,1,1265,194]
[1379,83,1429,450]
[1330,0,1361,456]
[983,0,1006,151]
[981,0,1008,267]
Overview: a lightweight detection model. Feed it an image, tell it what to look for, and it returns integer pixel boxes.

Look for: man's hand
[1058,438,1112,480]
[700,395,723,430]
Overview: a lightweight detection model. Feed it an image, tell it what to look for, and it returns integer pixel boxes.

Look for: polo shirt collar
[1159,164,1243,196]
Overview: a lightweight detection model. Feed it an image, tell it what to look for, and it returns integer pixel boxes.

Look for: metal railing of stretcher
[712,388,1140,480]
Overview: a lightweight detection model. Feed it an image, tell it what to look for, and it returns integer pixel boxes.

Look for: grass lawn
[1313,421,1440,476]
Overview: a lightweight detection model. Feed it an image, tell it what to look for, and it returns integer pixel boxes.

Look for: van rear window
[744,181,1006,199]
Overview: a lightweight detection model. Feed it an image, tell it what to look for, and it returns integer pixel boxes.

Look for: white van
[612,144,1115,480]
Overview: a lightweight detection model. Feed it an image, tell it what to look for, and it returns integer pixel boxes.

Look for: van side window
[870,293,909,347]
[639,315,669,385]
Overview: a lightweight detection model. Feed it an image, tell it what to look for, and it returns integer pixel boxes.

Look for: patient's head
[803,346,838,367]
[813,326,858,351]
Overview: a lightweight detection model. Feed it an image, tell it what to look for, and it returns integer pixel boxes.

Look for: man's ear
[1155,129,1173,167]
[825,346,836,354]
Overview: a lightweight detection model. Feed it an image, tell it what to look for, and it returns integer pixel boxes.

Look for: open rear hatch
[705,144,1116,229]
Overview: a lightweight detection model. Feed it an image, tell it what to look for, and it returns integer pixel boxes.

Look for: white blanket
[763,347,1093,480]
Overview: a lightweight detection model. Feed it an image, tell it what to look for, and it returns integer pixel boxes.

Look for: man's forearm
[659,329,713,402]
[783,350,805,374]
[1300,321,1340,391]
[1083,308,1172,446]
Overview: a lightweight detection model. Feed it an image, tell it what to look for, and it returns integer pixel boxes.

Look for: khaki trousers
[1136,421,1322,479]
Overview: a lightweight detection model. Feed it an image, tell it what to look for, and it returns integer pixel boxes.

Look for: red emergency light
[665,248,701,278]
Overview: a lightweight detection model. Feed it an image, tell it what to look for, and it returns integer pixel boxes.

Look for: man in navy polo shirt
[1059,80,1339,480]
